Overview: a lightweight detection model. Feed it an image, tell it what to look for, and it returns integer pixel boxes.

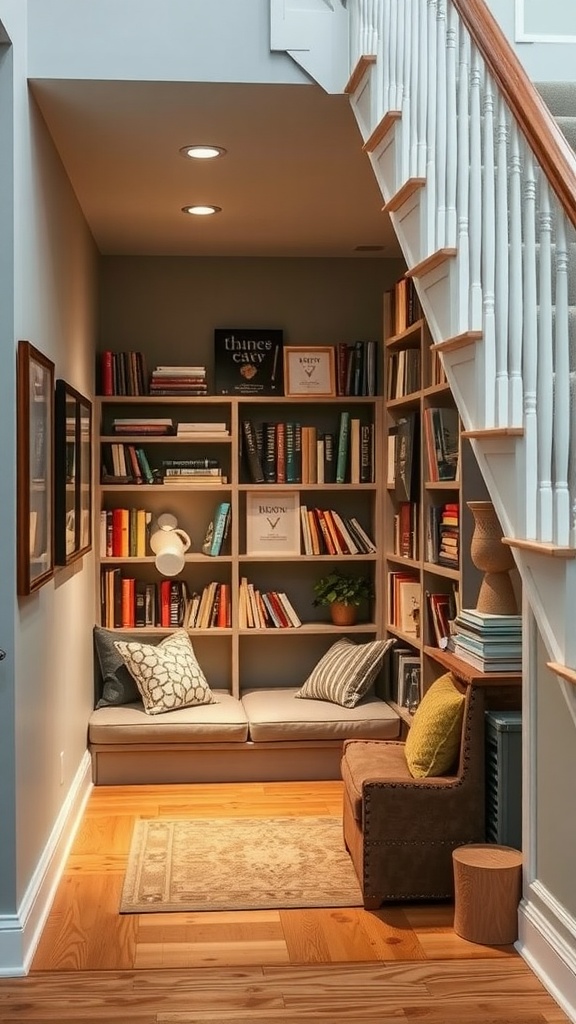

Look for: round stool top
[453,844,522,869]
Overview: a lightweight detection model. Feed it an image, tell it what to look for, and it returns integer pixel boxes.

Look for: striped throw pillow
[295,638,396,708]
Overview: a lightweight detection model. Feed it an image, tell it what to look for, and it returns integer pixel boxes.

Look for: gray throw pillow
[94,625,142,708]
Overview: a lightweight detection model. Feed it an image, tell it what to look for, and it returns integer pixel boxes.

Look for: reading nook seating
[341,673,486,908]
[88,628,401,784]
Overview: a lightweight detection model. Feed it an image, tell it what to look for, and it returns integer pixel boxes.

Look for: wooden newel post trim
[452,844,523,945]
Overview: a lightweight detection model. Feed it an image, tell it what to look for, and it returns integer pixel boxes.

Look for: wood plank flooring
[0,781,567,1022]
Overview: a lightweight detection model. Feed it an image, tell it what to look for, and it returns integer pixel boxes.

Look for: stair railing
[347,0,576,551]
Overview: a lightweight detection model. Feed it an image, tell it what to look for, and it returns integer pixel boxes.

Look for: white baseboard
[0,752,92,976]
[518,887,576,1024]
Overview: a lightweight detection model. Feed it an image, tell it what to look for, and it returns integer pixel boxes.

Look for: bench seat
[241,688,400,742]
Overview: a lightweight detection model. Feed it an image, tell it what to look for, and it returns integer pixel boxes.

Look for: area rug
[120,816,363,913]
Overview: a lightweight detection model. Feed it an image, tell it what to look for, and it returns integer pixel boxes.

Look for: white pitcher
[150,513,191,577]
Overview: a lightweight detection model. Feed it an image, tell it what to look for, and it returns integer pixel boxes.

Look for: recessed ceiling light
[181,204,222,216]
[179,145,226,160]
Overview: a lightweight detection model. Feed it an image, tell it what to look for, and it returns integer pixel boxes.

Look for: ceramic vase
[467,500,518,615]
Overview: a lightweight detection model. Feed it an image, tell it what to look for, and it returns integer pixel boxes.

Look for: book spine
[262,422,277,483]
[323,432,336,484]
[241,420,265,483]
[210,502,231,557]
[336,411,350,484]
[101,351,114,396]
[360,423,373,484]
[276,422,286,484]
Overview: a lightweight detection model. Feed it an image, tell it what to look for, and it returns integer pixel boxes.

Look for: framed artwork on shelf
[246,490,301,556]
[16,340,55,595]
[283,346,336,397]
[397,657,421,710]
[55,379,93,566]
[214,328,284,396]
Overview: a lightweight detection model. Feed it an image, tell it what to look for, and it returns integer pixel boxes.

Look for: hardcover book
[214,329,284,395]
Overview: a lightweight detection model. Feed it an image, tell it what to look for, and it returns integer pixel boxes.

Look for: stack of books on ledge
[161,458,228,485]
[177,421,230,437]
[149,365,208,396]
[452,608,522,673]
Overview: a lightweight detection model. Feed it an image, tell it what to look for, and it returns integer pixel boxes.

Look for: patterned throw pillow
[114,629,217,715]
[295,637,396,708]
[404,671,465,778]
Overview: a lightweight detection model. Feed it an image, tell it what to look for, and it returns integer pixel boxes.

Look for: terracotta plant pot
[329,602,358,626]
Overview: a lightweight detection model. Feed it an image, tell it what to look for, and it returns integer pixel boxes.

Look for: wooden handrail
[452,0,576,230]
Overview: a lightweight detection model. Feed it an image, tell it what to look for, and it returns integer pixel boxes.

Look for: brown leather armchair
[341,682,486,908]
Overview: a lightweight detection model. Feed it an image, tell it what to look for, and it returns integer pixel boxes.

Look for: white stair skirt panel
[440,342,482,431]
[367,119,401,206]
[269,0,350,94]
[349,64,376,143]
[410,257,457,342]
[466,435,522,541]
[521,554,576,668]
[389,186,426,268]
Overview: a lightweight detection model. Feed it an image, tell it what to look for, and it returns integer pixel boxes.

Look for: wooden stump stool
[452,844,522,945]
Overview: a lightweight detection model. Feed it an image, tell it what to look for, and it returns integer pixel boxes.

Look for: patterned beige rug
[120,816,363,913]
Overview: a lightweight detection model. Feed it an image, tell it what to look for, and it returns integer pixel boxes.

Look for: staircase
[273,0,576,716]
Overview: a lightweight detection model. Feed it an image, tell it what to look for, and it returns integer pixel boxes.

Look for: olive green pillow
[404,671,465,778]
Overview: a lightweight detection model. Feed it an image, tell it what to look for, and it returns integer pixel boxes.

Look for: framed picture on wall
[16,340,55,595]
[283,346,336,397]
[55,379,93,566]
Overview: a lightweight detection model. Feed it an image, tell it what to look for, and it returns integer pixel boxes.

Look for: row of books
[241,413,374,486]
[422,406,459,482]
[452,608,522,673]
[100,501,230,559]
[238,578,301,629]
[426,587,459,649]
[393,501,418,560]
[388,571,421,639]
[100,350,147,396]
[149,364,208,396]
[386,347,421,400]
[384,277,422,339]
[101,445,229,486]
[335,340,377,397]
[100,570,231,629]
[300,506,376,556]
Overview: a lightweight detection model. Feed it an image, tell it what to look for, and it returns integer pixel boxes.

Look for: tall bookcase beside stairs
[95,393,384,701]
[383,279,522,725]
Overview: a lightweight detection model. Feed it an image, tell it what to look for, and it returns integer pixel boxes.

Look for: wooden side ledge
[345,55,376,95]
[547,661,576,687]
[363,111,401,152]
[406,248,457,278]
[384,178,426,213]
[502,537,576,558]
[462,427,524,438]
[431,331,482,353]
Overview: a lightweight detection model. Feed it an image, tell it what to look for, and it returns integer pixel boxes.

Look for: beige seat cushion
[341,740,412,821]
[89,691,249,744]
[242,688,400,743]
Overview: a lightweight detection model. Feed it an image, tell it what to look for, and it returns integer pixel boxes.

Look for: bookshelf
[95,392,383,698]
[383,277,521,717]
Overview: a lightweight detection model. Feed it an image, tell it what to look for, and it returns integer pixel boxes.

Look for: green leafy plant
[312,570,373,608]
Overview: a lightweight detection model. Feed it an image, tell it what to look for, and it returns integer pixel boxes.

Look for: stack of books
[176,421,229,437]
[111,417,174,436]
[149,365,208,396]
[453,608,522,673]
[161,457,227,485]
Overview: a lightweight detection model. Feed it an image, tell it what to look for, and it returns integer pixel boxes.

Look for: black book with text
[215,329,284,395]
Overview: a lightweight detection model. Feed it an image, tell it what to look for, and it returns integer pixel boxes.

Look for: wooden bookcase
[95,393,383,699]
[382,278,519,724]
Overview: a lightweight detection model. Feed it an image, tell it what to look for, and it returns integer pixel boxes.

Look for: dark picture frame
[16,340,55,595]
[55,379,92,565]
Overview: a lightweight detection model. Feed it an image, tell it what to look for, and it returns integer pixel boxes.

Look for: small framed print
[246,490,301,557]
[55,379,92,566]
[283,346,336,397]
[16,340,55,595]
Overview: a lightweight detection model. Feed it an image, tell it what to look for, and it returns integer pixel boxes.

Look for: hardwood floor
[0,781,568,1022]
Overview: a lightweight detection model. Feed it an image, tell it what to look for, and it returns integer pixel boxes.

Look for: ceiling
[30,79,401,259]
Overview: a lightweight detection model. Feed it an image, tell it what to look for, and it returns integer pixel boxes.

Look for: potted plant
[313,569,373,626]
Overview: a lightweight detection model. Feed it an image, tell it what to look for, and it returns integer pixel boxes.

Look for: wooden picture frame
[397,655,421,709]
[16,340,55,595]
[245,490,301,556]
[55,379,93,565]
[283,346,336,397]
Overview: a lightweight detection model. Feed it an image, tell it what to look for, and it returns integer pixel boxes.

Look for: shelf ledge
[547,661,576,687]
[383,177,426,214]
[405,248,457,279]
[363,109,401,151]
[502,537,576,559]
[344,55,377,95]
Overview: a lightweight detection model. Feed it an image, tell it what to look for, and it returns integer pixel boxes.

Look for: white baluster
[424,0,438,255]
[508,123,523,429]
[382,0,392,113]
[494,96,510,427]
[553,212,571,547]
[409,0,419,179]
[389,0,399,111]
[416,0,428,179]
[469,47,483,332]
[445,7,458,249]
[456,29,471,334]
[400,0,412,183]
[537,181,554,543]
[435,0,447,250]
[522,150,538,541]
[372,1,385,126]
[481,72,496,428]
[368,0,378,54]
